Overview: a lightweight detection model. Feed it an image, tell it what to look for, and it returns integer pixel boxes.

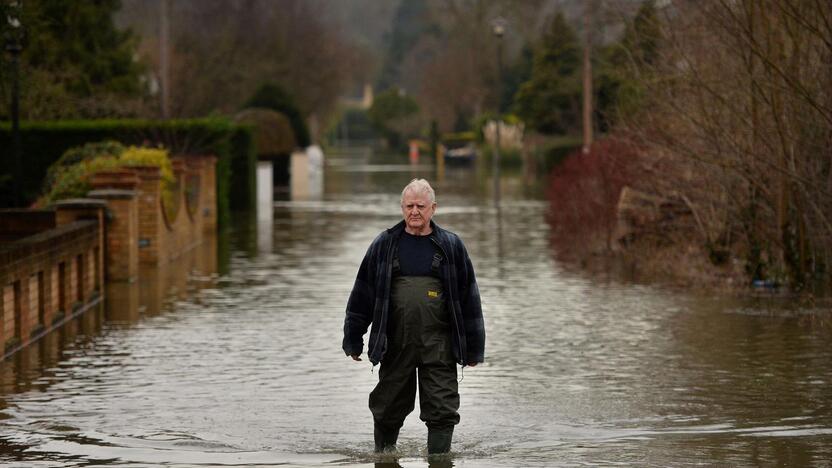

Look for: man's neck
[405,226,432,236]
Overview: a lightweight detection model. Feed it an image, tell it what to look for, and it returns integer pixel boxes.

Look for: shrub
[42,140,126,195]
[41,143,175,209]
[0,119,257,227]
[119,146,175,186]
[244,83,311,147]
[119,146,177,220]
[546,137,640,258]
[43,156,122,205]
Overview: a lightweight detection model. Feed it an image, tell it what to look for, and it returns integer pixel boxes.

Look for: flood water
[1,148,831,467]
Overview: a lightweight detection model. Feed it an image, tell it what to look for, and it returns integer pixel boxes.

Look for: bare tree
[123,0,372,127]
[621,0,832,288]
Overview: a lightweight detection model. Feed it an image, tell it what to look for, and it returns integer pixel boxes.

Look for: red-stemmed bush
[546,137,640,260]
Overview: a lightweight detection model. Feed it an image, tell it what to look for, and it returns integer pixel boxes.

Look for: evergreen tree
[512,12,581,135]
[500,43,534,114]
[367,88,420,149]
[623,0,661,67]
[245,83,311,147]
[597,0,662,129]
[375,0,436,91]
[0,0,146,119]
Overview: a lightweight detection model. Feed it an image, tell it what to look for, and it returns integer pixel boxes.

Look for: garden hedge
[0,118,256,227]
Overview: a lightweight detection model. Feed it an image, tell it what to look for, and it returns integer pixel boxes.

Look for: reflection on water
[0,148,830,467]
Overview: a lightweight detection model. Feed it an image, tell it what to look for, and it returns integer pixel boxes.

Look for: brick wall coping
[124,165,162,180]
[52,198,110,209]
[0,209,56,233]
[88,189,136,200]
[0,220,98,276]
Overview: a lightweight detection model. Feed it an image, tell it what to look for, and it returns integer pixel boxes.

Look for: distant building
[342,83,374,110]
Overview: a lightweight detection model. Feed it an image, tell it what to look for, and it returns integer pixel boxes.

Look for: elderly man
[343,178,485,455]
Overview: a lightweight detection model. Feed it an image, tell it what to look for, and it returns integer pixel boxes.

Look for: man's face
[401,189,436,234]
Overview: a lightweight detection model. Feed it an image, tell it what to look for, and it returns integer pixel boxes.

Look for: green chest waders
[369,275,460,453]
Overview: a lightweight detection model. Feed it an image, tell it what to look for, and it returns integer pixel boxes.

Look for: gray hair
[400,178,436,204]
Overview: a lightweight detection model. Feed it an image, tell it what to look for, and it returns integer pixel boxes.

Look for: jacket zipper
[369,235,396,362]
[431,235,466,365]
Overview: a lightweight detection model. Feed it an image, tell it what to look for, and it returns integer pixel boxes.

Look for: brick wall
[86,186,139,283]
[0,218,102,357]
[201,156,218,233]
[0,154,217,359]
[129,165,166,265]
[91,155,218,267]
[0,210,56,243]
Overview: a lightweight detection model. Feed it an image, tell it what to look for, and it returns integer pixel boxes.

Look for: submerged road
[1,149,831,467]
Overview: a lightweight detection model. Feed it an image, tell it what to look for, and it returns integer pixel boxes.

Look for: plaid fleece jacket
[342,220,485,366]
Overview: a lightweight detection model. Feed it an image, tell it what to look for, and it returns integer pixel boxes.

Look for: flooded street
[1,149,831,467]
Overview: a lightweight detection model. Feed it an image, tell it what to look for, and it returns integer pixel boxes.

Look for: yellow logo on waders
[427,290,439,298]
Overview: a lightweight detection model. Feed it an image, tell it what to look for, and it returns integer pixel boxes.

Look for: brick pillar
[86,249,95,300]
[15,278,30,345]
[89,171,140,282]
[1,283,11,352]
[126,165,165,265]
[184,156,205,237]
[54,198,107,298]
[50,264,61,324]
[169,158,187,259]
[88,188,138,283]
[201,156,218,232]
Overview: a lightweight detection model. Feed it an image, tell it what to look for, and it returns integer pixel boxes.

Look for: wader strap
[431,253,443,276]
[392,248,442,276]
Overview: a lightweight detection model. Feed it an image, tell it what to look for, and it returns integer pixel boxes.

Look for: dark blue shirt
[396,231,439,277]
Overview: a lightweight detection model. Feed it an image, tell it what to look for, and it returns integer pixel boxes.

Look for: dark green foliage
[538,137,583,174]
[500,44,534,114]
[228,126,257,212]
[513,13,581,135]
[244,83,311,147]
[50,141,126,167]
[623,0,661,67]
[26,0,142,95]
[368,90,419,124]
[42,140,126,195]
[367,88,420,149]
[0,0,146,119]
[596,0,662,129]
[0,119,256,227]
[376,0,436,91]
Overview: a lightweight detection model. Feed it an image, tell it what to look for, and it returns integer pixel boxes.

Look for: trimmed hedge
[0,119,256,227]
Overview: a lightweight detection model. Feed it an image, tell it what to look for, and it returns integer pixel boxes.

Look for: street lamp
[5,1,24,206]
[491,16,505,206]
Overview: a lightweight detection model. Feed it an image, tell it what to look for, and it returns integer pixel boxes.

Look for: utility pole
[492,17,506,206]
[160,0,170,118]
[582,1,594,154]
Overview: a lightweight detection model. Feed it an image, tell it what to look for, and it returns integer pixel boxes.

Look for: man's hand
[350,354,362,361]
[467,362,477,367]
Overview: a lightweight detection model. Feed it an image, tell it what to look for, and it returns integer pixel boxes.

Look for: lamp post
[5,1,24,206]
[491,16,505,207]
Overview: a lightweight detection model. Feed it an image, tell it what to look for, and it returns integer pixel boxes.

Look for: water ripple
[1,161,831,467]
